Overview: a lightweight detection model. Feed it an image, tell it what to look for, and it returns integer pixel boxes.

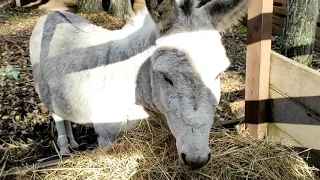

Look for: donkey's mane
[39,9,159,77]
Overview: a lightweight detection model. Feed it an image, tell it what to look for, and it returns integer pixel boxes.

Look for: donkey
[30,0,252,170]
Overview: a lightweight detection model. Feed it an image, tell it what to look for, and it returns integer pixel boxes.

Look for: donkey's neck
[47,12,159,71]
[134,58,167,123]
[135,59,156,109]
[102,21,159,65]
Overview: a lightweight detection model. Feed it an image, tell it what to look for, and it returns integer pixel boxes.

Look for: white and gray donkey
[30,0,251,170]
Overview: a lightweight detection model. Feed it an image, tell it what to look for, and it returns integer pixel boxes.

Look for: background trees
[107,0,134,18]
[77,0,104,13]
[78,0,135,18]
[281,0,319,66]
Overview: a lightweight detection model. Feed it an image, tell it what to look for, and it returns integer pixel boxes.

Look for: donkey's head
[145,0,251,169]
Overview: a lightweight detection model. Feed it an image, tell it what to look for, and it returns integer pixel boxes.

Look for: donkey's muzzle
[181,152,211,170]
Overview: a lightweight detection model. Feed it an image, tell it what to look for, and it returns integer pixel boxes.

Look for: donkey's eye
[163,74,173,86]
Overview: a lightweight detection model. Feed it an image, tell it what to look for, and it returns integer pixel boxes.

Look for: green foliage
[275,36,284,43]
[238,28,247,35]
[7,14,24,21]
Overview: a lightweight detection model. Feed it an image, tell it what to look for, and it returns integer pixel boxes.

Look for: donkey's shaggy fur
[30,0,252,170]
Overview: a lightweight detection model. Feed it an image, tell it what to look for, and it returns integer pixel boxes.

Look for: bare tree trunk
[77,0,104,13]
[109,0,134,18]
[281,0,319,66]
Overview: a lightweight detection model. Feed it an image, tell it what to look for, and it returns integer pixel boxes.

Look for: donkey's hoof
[60,148,70,155]
[57,135,70,155]
[97,136,111,148]
[70,140,79,149]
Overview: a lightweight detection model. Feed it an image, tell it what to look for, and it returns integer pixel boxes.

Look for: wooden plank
[15,0,21,7]
[273,6,286,15]
[316,27,320,38]
[269,51,320,151]
[315,39,320,50]
[272,16,285,27]
[269,88,320,150]
[241,16,248,26]
[314,47,320,53]
[267,123,320,169]
[273,0,287,4]
[21,0,42,8]
[213,119,241,130]
[267,123,304,148]
[270,51,320,115]
[245,0,273,139]
[272,26,283,36]
[317,28,320,38]
[17,0,38,6]
[133,0,146,12]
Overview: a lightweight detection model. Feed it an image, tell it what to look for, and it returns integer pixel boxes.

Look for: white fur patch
[30,14,48,66]
[61,46,157,124]
[52,113,64,122]
[155,30,230,89]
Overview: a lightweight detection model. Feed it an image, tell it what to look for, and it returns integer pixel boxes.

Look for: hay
[20,119,318,180]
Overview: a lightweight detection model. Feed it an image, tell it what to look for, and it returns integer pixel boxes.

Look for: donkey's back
[29,10,157,154]
[30,12,112,117]
[30,10,151,70]
[30,10,155,114]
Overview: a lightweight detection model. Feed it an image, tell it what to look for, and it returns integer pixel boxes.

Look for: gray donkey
[30,0,251,170]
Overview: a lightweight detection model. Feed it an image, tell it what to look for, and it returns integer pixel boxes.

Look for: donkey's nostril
[181,153,187,165]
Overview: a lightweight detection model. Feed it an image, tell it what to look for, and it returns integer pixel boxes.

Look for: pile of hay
[18,119,318,180]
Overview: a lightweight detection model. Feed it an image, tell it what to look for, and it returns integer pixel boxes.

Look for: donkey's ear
[200,0,252,30]
[146,0,178,33]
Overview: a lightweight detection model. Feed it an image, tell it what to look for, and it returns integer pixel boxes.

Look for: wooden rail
[267,50,320,167]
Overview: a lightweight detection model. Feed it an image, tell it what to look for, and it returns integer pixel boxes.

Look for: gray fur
[30,0,252,170]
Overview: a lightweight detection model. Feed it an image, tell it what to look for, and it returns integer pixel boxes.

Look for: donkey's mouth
[180,152,211,170]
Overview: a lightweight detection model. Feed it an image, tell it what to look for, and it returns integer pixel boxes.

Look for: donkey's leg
[64,120,79,149]
[52,113,70,155]
[97,135,114,148]
[93,124,116,148]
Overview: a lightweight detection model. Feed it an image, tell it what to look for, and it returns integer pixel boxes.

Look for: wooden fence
[267,51,320,167]
[245,0,320,168]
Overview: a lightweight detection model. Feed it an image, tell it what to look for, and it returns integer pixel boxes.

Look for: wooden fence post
[15,0,21,7]
[245,0,273,139]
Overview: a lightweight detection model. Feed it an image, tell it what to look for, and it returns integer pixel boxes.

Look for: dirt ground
[0,0,319,172]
